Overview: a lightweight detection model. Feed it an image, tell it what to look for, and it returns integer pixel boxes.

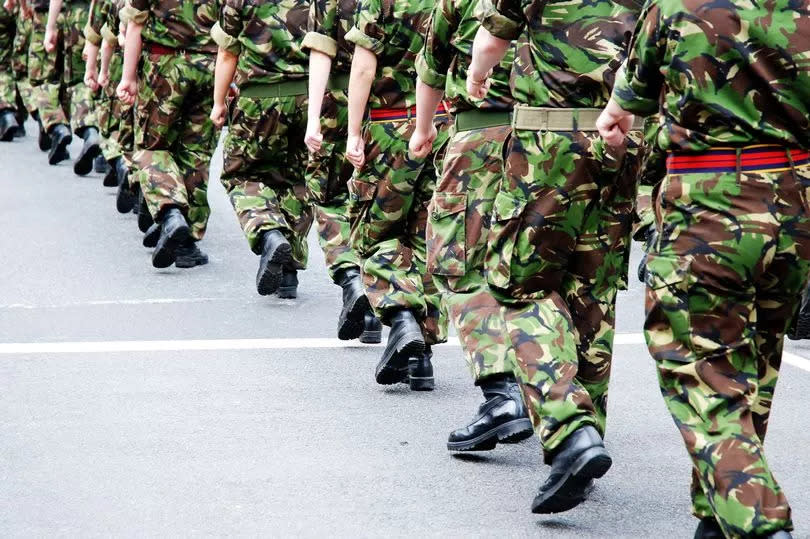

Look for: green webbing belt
[454,109,512,132]
[240,80,308,98]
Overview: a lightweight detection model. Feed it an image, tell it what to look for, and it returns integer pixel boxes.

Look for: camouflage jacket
[345,0,435,110]
[212,0,310,85]
[416,0,514,113]
[85,0,107,45]
[480,0,641,108]
[613,0,810,152]
[122,0,219,54]
[301,0,355,75]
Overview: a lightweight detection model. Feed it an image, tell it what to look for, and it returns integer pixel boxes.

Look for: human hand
[346,133,365,170]
[408,124,437,159]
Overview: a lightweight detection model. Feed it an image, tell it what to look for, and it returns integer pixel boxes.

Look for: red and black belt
[369,102,448,122]
[146,43,178,55]
[666,145,810,174]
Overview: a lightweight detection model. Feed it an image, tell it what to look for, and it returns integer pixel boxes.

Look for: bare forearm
[100,40,113,75]
[415,79,443,134]
[46,0,61,31]
[307,51,333,129]
[347,46,376,138]
[213,48,238,108]
[121,21,142,81]
[469,27,510,82]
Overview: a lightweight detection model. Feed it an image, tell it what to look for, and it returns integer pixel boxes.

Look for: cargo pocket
[347,177,379,255]
[427,192,467,276]
[644,255,693,360]
[485,189,528,290]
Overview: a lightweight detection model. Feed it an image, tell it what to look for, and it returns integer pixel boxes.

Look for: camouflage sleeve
[478,0,524,41]
[415,0,458,90]
[121,0,149,26]
[211,0,243,55]
[302,0,338,58]
[611,2,664,115]
[84,0,103,45]
[345,0,385,55]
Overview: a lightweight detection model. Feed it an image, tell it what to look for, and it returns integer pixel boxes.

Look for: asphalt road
[1,122,809,538]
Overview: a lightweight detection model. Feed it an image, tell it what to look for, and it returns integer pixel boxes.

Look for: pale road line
[0,297,258,310]
[0,334,808,373]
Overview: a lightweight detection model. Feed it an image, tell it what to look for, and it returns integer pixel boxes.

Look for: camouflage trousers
[98,54,133,163]
[0,6,15,112]
[427,124,515,383]
[306,89,362,281]
[221,94,312,268]
[29,6,97,132]
[133,50,217,241]
[348,117,450,345]
[485,128,639,460]
[13,11,35,117]
[644,160,810,537]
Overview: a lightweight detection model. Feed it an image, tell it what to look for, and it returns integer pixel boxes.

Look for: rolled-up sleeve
[478,0,523,41]
[211,0,243,55]
[302,0,338,57]
[121,0,149,25]
[415,0,457,90]
[345,0,385,55]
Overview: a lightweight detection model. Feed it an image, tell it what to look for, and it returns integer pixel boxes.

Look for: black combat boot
[142,223,160,248]
[447,376,534,451]
[278,268,298,299]
[256,230,292,296]
[531,425,611,514]
[138,190,154,232]
[407,345,435,391]
[73,126,101,175]
[359,313,382,344]
[788,283,810,340]
[94,154,109,174]
[103,155,121,187]
[36,114,51,151]
[336,267,370,340]
[175,239,209,269]
[375,310,425,385]
[694,518,724,539]
[12,124,26,138]
[0,109,19,141]
[116,166,137,214]
[47,124,72,165]
[152,207,190,268]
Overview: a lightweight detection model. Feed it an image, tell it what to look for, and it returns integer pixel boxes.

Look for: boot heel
[409,376,434,391]
[572,447,612,479]
[359,329,382,344]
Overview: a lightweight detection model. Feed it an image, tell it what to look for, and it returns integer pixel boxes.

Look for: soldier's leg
[428,124,533,450]
[29,10,71,161]
[644,166,810,537]
[350,118,448,390]
[13,12,36,130]
[221,94,312,293]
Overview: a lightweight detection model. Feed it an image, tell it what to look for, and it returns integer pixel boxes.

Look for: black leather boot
[788,283,810,340]
[12,124,26,138]
[73,126,101,176]
[256,230,292,296]
[531,425,612,514]
[336,267,370,340]
[116,166,137,214]
[48,124,72,165]
[0,110,19,141]
[375,310,425,385]
[447,377,533,451]
[694,518,724,539]
[175,239,209,269]
[359,313,382,344]
[94,154,109,174]
[103,155,122,187]
[138,190,154,232]
[37,115,51,151]
[142,223,160,248]
[278,268,298,299]
[408,345,434,391]
[152,207,190,268]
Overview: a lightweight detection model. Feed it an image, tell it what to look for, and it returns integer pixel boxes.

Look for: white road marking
[0,334,808,373]
[0,297,257,310]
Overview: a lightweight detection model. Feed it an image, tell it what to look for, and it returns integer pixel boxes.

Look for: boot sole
[152,223,190,269]
[48,135,73,165]
[359,329,382,344]
[277,285,298,299]
[73,143,101,176]
[103,168,118,187]
[0,127,14,142]
[256,243,292,296]
[447,418,534,452]
[788,314,810,340]
[142,229,159,248]
[38,131,51,151]
[531,447,612,514]
[375,333,425,385]
[175,256,209,269]
[337,293,370,341]
[408,375,434,392]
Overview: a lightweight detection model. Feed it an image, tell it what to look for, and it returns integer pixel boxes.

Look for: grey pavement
[1,122,809,538]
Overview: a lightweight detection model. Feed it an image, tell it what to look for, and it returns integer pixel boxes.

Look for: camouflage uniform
[0,5,18,114]
[212,0,313,269]
[479,0,641,455]
[613,1,810,536]
[27,0,69,132]
[9,5,36,123]
[344,0,450,345]
[416,0,516,384]
[301,0,361,282]
[60,0,99,135]
[122,0,219,241]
